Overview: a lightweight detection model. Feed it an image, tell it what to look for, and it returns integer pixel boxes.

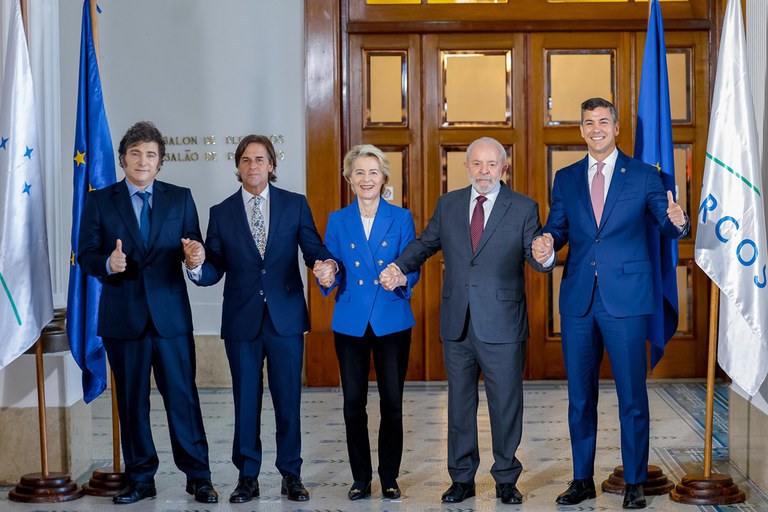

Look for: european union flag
[635,0,679,370]
[66,0,116,403]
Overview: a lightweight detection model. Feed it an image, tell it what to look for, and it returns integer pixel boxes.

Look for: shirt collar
[588,147,619,170]
[126,180,154,196]
[242,184,270,204]
[471,181,501,204]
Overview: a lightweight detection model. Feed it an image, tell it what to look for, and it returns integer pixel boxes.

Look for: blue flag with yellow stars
[67,0,116,403]
[634,0,679,370]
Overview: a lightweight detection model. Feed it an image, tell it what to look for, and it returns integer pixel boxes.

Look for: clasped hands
[532,233,554,265]
[379,263,407,291]
[181,238,205,269]
[313,260,336,287]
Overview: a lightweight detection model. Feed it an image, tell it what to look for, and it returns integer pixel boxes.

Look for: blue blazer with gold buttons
[321,198,420,337]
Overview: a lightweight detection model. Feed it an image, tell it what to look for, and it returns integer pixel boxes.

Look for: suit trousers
[103,328,211,483]
[442,313,525,485]
[334,326,411,482]
[224,304,304,479]
[561,281,649,484]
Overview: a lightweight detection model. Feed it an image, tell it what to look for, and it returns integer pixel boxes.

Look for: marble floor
[1,381,766,511]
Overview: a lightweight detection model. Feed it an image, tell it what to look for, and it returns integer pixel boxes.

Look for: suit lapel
[264,185,283,259]
[599,150,630,231]
[473,184,512,258]
[229,189,261,259]
[114,180,146,254]
[146,181,167,251]
[342,201,375,272]
[368,200,394,263]
[575,156,595,228]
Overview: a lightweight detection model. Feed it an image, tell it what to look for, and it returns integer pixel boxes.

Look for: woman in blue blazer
[319,145,420,500]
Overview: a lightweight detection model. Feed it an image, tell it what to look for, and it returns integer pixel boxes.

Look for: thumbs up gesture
[666,190,686,228]
[109,239,127,274]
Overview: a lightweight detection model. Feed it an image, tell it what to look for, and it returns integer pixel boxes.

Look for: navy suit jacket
[320,199,420,337]
[77,179,202,339]
[196,185,334,340]
[543,150,688,318]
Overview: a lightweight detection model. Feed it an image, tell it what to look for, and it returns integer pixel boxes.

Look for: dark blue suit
[78,179,210,483]
[542,150,687,484]
[195,185,334,479]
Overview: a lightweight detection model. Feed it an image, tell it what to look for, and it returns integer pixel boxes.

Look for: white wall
[57,0,307,334]
[0,0,306,407]
[744,0,768,410]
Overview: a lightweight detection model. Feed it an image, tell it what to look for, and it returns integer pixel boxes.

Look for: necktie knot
[476,195,487,206]
[596,161,605,175]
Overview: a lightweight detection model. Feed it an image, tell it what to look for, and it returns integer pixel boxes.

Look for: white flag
[694,0,768,395]
[0,0,53,368]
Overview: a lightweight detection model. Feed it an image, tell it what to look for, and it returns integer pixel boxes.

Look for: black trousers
[334,326,411,482]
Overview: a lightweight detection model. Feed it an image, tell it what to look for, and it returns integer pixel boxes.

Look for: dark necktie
[470,195,487,252]
[137,191,151,247]
[591,161,605,226]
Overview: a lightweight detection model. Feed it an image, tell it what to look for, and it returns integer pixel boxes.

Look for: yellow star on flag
[74,150,86,167]
[70,251,76,266]
[653,162,662,173]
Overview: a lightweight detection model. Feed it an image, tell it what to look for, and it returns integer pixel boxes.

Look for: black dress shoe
[185,478,218,504]
[112,480,157,504]
[623,483,647,509]
[496,483,523,504]
[281,475,310,501]
[556,478,596,505]
[347,480,371,500]
[441,482,475,503]
[381,479,400,499]
[229,476,259,503]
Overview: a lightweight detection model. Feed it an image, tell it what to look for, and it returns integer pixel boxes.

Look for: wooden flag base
[670,473,745,505]
[8,472,84,503]
[602,465,675,495]
[83,470,125,496]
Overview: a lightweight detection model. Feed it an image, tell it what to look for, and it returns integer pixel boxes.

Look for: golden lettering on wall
[161,133,287,164]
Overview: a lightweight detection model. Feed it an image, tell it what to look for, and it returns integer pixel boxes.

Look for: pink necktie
[470,196,487,252]
[591,161,605,226]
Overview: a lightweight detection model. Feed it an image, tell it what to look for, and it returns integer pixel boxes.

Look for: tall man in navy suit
[78,122,218,505]
[533,98,688,509]
[185,135,338,504]
[382,137,553,505]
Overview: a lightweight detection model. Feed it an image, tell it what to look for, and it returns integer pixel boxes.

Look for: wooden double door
[305,1,718,386]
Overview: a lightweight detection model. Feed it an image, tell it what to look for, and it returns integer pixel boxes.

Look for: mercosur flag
[694,0,768,396]
[0,0,54,368]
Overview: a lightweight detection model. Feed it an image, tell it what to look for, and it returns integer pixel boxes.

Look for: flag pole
[9,315,84,502]
[80,0,125,496]
[669,283,745,505]
[5,0,82,502]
